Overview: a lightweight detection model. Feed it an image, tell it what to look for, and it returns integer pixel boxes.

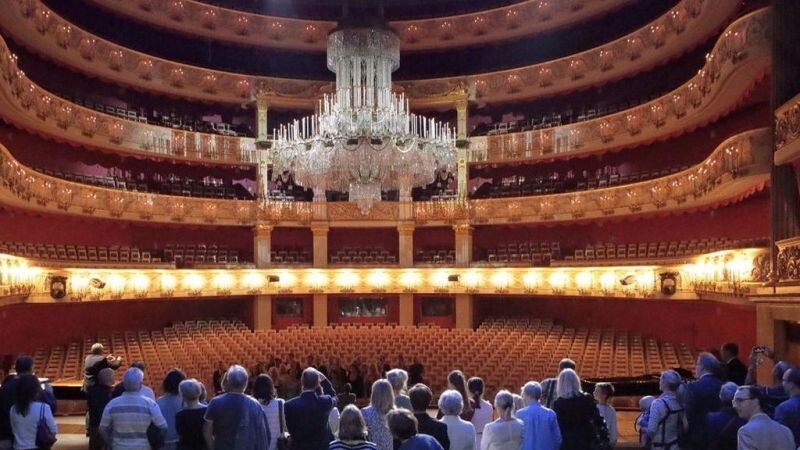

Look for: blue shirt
[775,395,800,446]
[399,434,444,450]
[205,392,270,450]
[157,394,184,444]
[516,403,562,450]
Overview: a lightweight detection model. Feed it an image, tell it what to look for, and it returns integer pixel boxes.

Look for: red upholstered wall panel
[414,227,455,251]
[272,228,313,250]
[474,296,756,353]
[0,297,252,355]
[328,228,399,254]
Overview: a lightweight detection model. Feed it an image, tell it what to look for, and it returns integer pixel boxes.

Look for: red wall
[414,227,455,251]
[0,297,253,356]
[272,228,313,251]
[474,296,756,353]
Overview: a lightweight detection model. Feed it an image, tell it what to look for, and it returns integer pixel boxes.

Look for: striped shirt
[329,439,378,450]
[100,391,167,449]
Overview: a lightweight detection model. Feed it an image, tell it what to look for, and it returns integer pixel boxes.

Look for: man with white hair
[685,352,723,448]
[647,370,688,450]
[515,381,562,450]
[84,343,123,391]
[99,367,167,449]
[284,367,337,450]
[704,382,746,450]
[203,365,269,450]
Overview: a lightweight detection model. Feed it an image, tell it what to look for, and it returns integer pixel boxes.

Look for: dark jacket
[0,374,57,440]
[553,393,605,450]
[86,384,113,429]
[724,359,747,386]
[415,413,450,450]
[685,374,723,448]
[704,407,746,450]
[284,380,337,450]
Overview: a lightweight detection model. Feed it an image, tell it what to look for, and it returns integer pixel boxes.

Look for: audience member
[440,371,474,421]
[752,359,790,417]
[408,359,424,386]
[203,365,269,450]
[775,366,800,446]
[684,352,723,448]
[112,361,156,400]
[253,374,284,450]
[480,390,522,450]
[348,363,365,400]
[158,368,188,450]
[646,370,688,450]
[100,367,167,449]
[362,379,396,450]
[721,343,747,385]
[636,395,655,449]
[733,385,794,450]
[387,369,412,411]
[84,343,123,391]
[9,374,57,450]
[329,405,377,450]
[175,379,207,450]
[704,382,745,450]
[516,381,561,450]
[387,408,443,450]
[540,358,575,409]
[212,362,225,395]
[338,383,357,410]
[593,382,617,447]
[408,384,449,450]
[553,369,608,450]
[467,377,493,450]
[329,404,342,438]
[365,366,381,398]
[86,368,114,450]
[438,389,476,450]
[284,368,336,450]
[0,356,57,450]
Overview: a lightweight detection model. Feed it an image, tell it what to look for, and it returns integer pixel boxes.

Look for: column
[255,150,270,200]
[254,91,270,148]
[453,224,473,267]
[457,147,468,200]
[454,294,474,329]
[313,294,328,328]
[399,294,414,326]
[311,224,329,267]
[253,295,272,330]
[398,223,415,267]
[253,224,273,268]
[456,98,468,143]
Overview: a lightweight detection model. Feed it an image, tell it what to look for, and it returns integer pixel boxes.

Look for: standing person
[176,379,208,450]
[338,383,357,411]
[408,358,424,387]
[361,380,395,450]
[467,378,493,450]
[593,382,618,448]
[100,367,167,449]
[9,374,57,450]
[387,409,444,450]
[439,371,474,421]
[386,369,412,411]
[775,366,800,446]
[684,353,723,449]
[212,362,225,395]
[112,361,156,400]
[408,384,449,450]
[721,343,747,386]
[253,374,284,450]
[480,391,522,450]
[0,356,56,450]
[158,369,187,450]
[516,382,562,450]
[329,405,377,450]
[539,359,575,409]
[704,382,746,450]
[438,390,476,450]
[553,369,609,450]
[203,365,270,450]
[733,386,794,450]
[84,343,123,391]
[87,368,115,450]
[284,368,337,450]
[646,370,688,450]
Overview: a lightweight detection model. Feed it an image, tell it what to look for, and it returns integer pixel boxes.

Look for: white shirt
[441,414,476,450]
[481,418,522,450]
[596,404,617,445]
[471,400,494,449]
[10,402,57,450]
[260,399,283,450]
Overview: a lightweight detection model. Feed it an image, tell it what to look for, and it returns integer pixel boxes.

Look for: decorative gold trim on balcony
[0,129,770,226]
[0,0,740,106]
[775,93,800,166]
[468,8,770,164]
[84,0,636,53]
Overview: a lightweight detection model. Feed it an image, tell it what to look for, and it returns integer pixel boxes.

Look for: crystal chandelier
[271,22,457,214]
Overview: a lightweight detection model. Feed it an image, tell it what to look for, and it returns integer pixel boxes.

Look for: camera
[753,346,770,354]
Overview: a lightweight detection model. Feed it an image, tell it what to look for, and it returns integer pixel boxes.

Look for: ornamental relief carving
[778,244,800,281]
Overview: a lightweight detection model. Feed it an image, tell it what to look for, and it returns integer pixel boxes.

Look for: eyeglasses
[733,397,754,403]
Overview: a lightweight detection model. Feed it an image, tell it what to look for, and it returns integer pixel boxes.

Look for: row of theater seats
[271,248,311,265]
[329,248,397,265]
[475,91,666,136]
[477,241,562,265]
[63,95,250,137]
[566,238,768,261]
[36,168,253,200]
[415,249,456,265]
[0,241,247,265]
[28,318,696,400]
[471,165,688,199]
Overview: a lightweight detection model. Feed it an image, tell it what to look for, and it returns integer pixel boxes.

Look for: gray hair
[719,381,738,404]
[556,369,582,399]
[438,389,464,416]
[696,352,720,374]
[122,367,143,392]
[301,367,321,390]
[386,369,409,393]
[91,343,104,355]
[98,368,115,386]
[225,365,249,392]
[522,381,542,400]
[660,370,682,391]
[773,361,791,380]
[179,379,202,402]
[494,390,515,412]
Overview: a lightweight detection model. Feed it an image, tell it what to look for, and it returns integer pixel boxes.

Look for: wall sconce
[212,272,234,295]
[336,271,360,293]
[522,271,541,293]
[70,274,90,300]
[576,271,593,295]
[548,272,567,295]
[367,270,389,292]
[431,271,451,292]
[636,271,655,296]
[160,273,177,296]
[106,273,126,299]
[276,271,296,292]
[400,270,421,292]
[129,273,150,298]
[182,272,205,296]
[659,272,678,296]
[599,271,616,295]
[242,272,266,293]
[462,271,483,293]
[305,271,328,293]
[490,271,511,293]
[48,275,67,299]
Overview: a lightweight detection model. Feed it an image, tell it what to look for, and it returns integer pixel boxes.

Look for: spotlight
[49,276,66,299]
[90,278,106,289]
[660,272,678,296]
[447,274,460,282]
[619,275,636,286]
[267,275,280,283]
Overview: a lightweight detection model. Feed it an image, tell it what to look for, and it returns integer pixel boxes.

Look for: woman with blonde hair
[361,379,396,450]
[329,405,377,450]
[481,390,523,450]
[552,369,609,450]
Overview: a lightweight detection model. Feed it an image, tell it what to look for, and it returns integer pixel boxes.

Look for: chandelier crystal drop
[271,25,457,214]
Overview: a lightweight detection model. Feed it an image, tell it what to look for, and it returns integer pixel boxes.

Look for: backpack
[654,398,689,449]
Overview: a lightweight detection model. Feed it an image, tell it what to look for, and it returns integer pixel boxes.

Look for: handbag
[35,403,57,449]
[277,399,290,450]
[147,423,164,449]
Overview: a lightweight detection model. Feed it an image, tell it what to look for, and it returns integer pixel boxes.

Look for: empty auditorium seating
[415,249,456,265]
[28,318,696,399]
[565,237,769,261]
[476,241,562,265]
[270,248,311,265]
[329,247,397,265]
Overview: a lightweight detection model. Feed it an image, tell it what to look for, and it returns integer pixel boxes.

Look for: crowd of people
[3,341,800,449]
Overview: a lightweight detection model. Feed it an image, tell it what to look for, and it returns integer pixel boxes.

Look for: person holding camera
[745,345,790,417]
[83,343,123,391]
